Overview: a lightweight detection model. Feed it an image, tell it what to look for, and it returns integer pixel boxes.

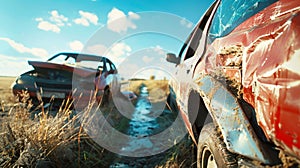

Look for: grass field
[123,79,169,102]
[0,76,16,111]
[0,76,194,167]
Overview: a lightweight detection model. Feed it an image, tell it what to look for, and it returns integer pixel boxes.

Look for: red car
[12,52,117,106]
[166,0,300,167]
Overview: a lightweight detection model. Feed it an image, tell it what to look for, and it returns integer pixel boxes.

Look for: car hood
[28,61,97,78]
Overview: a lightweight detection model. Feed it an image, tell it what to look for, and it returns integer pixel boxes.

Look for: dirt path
[109,86,194,168]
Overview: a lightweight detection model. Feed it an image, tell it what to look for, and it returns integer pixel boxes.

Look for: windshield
[209,0,278,41]
[48,53,104,70]
[48,54,76,65]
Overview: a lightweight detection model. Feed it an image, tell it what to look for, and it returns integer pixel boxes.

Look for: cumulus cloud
[86,42,131,65]
[107,8,140,33]
[36,18,61,33]
[73,10,98,26]
[0,37,48,58]
[50,10,68,26]
[69,40,84,51]
[86,44,108,55]
[0,54,29,76]
[35,10,69,33]
[108,42,131,57]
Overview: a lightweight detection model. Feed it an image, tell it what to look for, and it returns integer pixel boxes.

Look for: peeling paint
[169,0,300,165]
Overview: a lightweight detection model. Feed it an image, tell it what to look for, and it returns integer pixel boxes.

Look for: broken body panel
[169,0,300,165]
[12,53,117,105]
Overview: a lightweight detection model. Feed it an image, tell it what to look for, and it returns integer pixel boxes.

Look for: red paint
[198,0,300,158]
[29,61,97,77]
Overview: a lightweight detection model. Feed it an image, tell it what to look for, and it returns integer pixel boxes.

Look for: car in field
[166,0,300,167]
[12,52,117,106]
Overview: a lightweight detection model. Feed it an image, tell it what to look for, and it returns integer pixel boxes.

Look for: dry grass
[0,76,194,167]
[123,79,169,102]
[0,90,115,167]
[0,77,118,167]
[0,76,16,112]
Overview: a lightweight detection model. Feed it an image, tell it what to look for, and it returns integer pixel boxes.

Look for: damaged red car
[166,0,300,167]
[12,52,117,106]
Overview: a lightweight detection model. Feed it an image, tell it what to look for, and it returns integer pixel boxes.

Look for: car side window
[106,62,111,72]
[98,61,104,71]
[111,63,116,71]
[180,1,218,62]
[208,0,277,42]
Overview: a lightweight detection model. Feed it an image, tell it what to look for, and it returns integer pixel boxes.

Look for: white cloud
[107,42,131,58]
[74,18,89,26]
[0,54,30,76]
[73,10,98,26]
[50,10,68,26]
[85,42,131,65]
[128,11,141,20]
[69,40,84,51]
[35,10,69,33]
[0,37,48,58]
[107,8,140,33]
[86,44,108,55]
[36,19,61,33]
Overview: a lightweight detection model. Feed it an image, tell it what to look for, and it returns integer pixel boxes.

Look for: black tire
[197,123,237,168]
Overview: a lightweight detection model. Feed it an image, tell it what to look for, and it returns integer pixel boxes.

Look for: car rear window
[208,0,278,42]
[49,54,76,65]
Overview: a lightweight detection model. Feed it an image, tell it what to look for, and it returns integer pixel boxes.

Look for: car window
[208,0,277,42]
[78,60,99,69]
[49,54,76,65]
[180,1,218,62]
[106,62,111,72]
[98,61,104,71]
[111,63,116,70]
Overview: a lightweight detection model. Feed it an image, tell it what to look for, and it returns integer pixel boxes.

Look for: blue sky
[0,0,214,77]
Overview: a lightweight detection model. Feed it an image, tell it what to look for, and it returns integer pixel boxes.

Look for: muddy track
[109,87,194,168]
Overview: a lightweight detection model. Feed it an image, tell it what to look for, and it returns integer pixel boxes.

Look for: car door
[175,1,220,113]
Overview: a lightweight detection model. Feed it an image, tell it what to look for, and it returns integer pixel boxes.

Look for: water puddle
[110,86,162,167]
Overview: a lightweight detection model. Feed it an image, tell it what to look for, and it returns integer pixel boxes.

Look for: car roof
[47,52,106,62]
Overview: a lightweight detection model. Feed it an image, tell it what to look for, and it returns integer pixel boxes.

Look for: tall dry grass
[0,77,194,167]
[0,90,117,167]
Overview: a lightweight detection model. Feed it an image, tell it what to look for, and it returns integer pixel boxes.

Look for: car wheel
[197,123,237,168]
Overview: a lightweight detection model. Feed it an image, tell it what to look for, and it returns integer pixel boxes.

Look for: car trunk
[28,61,98,99]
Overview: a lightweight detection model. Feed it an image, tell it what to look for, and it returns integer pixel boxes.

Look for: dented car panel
[205,0,300,159]
[168,0,300,165]
[12,53,117,104]
[200,76,278,163]
[29,60,97,78]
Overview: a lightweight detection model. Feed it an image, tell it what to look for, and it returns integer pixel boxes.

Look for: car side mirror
[166,53,180,64]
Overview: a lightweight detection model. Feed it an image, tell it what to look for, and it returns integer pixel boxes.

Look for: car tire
[197,123,237,168]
